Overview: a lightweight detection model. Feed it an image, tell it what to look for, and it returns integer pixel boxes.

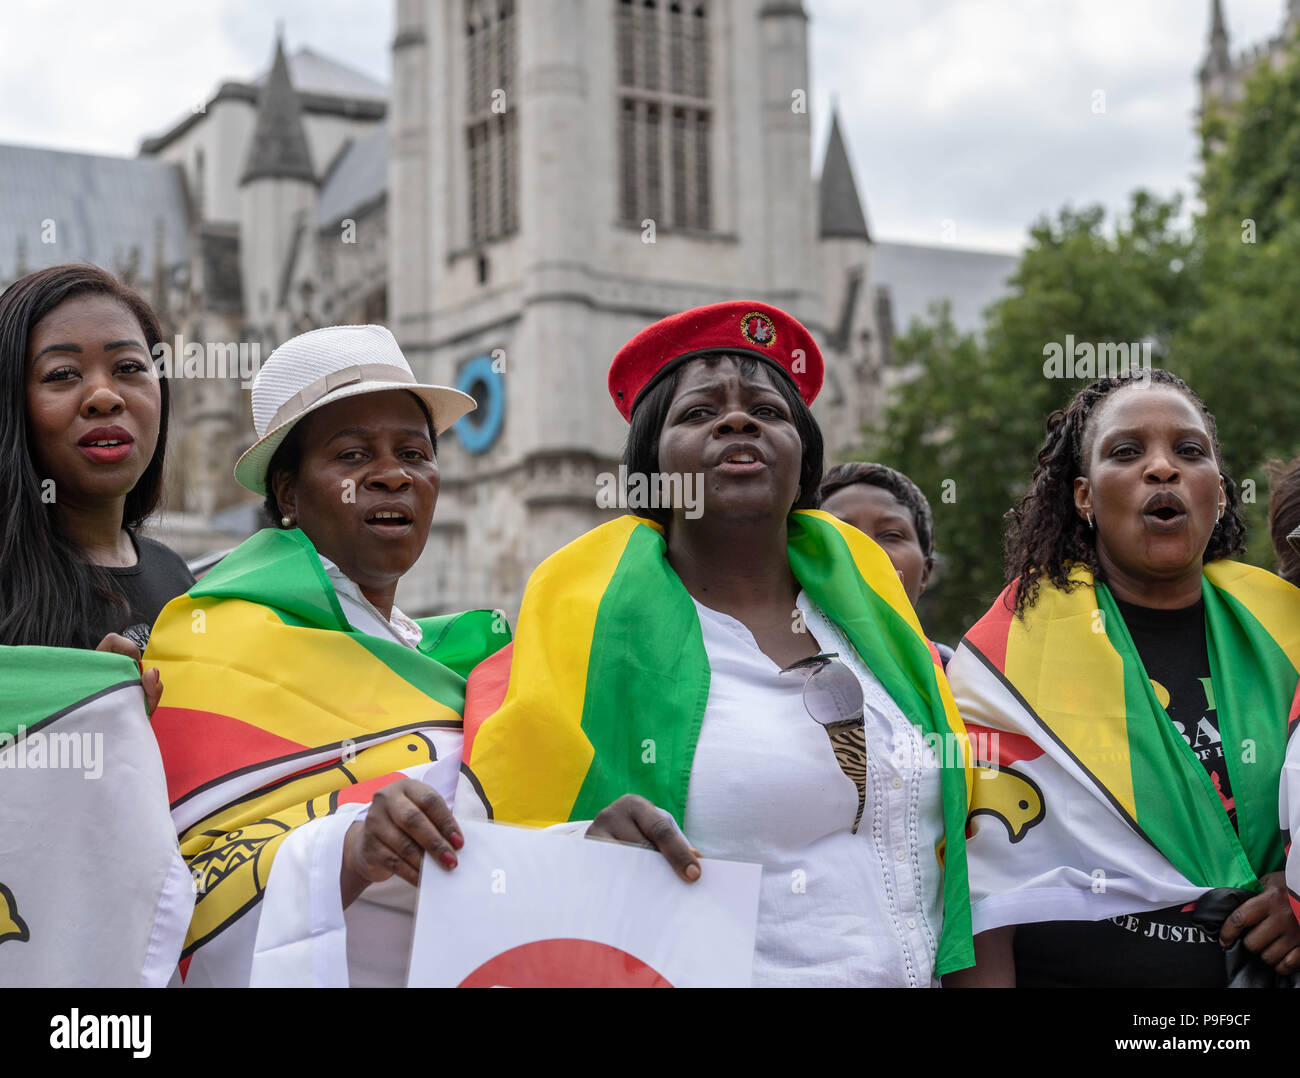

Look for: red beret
[608,300,824,422]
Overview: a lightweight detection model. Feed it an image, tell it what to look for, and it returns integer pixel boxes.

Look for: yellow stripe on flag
[468,515,643,824]
[151,595,463,743]
[1005,572,1137,820]
[1206,561,1300,671]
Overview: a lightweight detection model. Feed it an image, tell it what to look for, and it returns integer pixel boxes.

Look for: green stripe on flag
[1097,583,1259,891]
[0,647,140,740]
[570,523,712,825]
[1204,583,1293,875]
[788,513,974,975]
[191,528,348,631]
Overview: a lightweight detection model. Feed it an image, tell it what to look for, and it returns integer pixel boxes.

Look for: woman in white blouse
[458,302,975,986]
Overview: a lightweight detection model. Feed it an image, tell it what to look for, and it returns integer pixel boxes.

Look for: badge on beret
[740,311,776,348]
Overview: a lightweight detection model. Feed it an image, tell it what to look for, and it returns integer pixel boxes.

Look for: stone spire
[818,109,870,242]
[1201,0,1231,80]
[240,34,316,186]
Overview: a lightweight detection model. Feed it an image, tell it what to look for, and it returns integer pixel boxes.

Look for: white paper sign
[407,820,761,987]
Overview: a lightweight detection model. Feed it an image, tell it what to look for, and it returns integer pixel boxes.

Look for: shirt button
[891,777,902,789]
[907,918,917,929]
[895,849,906,862]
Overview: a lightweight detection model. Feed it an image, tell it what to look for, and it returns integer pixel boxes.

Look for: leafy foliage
[862,42,1300,642]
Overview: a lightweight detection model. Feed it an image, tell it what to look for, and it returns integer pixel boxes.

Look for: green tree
[868,192,1198,643]
[863,38,1300,644]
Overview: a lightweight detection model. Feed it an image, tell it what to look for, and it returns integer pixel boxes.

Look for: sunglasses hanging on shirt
[780,652,867,834]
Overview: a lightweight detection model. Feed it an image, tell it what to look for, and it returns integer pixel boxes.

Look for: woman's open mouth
[1141,491,1189,532]
[715,446,766,475]
[76,426,134,465]
[364,508,415,536]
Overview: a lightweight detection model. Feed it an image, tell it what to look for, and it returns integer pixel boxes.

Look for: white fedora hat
[234,324,475,495]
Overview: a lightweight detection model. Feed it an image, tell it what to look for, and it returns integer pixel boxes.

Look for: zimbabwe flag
[950,559,1300,934]
[0,647,192,987]
[144,527,509,986]
[459,511,976,975]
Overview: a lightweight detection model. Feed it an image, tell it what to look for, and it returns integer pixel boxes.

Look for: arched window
[617,0,711,232]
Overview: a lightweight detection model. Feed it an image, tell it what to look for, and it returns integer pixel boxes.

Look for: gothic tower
[239,35,319,345]
[389,0,868,615]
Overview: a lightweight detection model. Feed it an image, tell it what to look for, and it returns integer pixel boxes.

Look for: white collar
[316,554,423,650]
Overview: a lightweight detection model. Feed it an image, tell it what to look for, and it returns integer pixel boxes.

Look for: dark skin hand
[340,778,464,909]
[98,632,163,714]
[946,877,1300,986]
[585,794,701,882]
[1219,871,1300,972]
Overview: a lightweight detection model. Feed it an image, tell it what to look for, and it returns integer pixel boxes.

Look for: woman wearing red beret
[458,301,977,986]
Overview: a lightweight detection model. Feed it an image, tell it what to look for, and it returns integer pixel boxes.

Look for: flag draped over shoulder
[459,511,975,975]
[143,527,509,986]
[0,648,192,987]
[949,560,1300,934]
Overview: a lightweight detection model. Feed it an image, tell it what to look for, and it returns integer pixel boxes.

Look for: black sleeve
[95,535,197,648]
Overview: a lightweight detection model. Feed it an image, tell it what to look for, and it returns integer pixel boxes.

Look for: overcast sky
[0,0,1287,253]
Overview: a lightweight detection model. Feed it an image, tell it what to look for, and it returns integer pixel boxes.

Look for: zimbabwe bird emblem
[965,722,1047,842]
[0,883,30,946]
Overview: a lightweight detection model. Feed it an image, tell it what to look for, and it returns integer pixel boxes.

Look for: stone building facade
[1,1,1017,617]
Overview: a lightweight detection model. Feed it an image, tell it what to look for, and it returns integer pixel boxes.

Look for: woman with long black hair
[0,264,196,986]
[0,264,193,672]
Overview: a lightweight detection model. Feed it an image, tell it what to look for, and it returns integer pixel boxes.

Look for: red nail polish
[441,851,457,869]
[449,832,464,850]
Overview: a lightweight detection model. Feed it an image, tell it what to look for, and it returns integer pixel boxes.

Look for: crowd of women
[5,260,1300,988]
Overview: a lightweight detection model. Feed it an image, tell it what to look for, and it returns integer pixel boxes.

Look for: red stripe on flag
[338,770,407,806]
[152,706,307,804]
[963,721,1044,765]
[964,582,1017,673]
[463,643,513,759]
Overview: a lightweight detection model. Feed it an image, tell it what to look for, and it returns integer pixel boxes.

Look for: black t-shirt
[1014,596,1229,988]
[88,532,196,650]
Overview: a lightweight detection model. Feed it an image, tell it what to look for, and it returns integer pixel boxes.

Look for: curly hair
[1003,368,1246,616]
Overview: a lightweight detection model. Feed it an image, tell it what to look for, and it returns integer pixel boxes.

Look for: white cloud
[0,0,1291,254]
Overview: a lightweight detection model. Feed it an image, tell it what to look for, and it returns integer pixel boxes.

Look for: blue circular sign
[454,353,505,454]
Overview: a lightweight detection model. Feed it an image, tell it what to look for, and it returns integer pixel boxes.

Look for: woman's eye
[117,360,148,375]
[1111,445,1139,459]
[338,450,366,462]
[41,366,79,383]
[681,406,711,420]
[402,449,430,461]
[1180,444,1206,457]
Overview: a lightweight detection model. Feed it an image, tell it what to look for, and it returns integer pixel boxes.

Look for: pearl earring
[281,516,293,528]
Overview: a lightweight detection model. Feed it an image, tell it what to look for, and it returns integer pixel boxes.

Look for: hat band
[268,363,416,431]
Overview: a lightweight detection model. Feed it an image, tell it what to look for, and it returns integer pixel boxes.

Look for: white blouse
[683,591,945,987]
